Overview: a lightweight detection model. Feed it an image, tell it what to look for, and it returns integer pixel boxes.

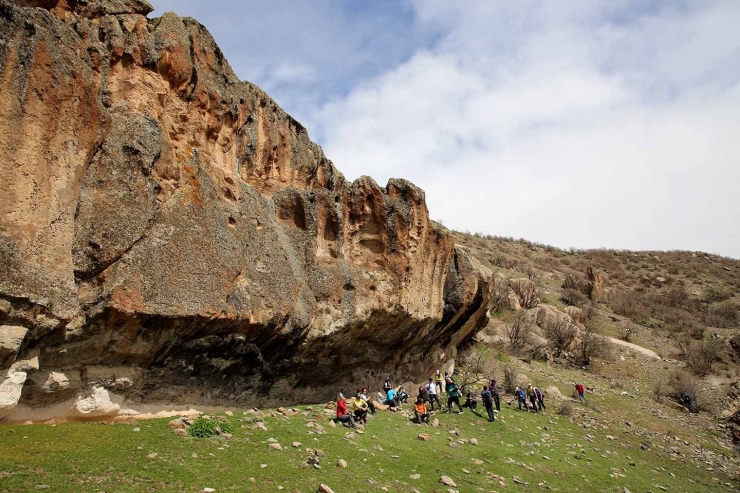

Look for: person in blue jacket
[515,387,528,411]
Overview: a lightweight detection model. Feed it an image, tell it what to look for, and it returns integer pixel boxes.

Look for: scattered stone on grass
[439,475,457,487]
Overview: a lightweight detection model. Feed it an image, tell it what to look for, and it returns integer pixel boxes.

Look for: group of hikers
[335,371,592,428]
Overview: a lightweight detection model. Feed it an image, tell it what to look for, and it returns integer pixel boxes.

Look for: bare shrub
[669,370,699,409]
[561,288,587,307]
[558,401,573,419]
[545,318,577,358]
[506,313,530,351]
[504,366,519,393]
[455,346,496,393]
[686,340,725,376]
[510,279,540,309]
[579,328,610,365]
[653,381,663,402]
[561,273,583,290]
[675,332,692,358]
[526,265,540,282]
[490,280,511,314]
[704,301,739,329]
[610,291,650,322]
[703,285,733,304]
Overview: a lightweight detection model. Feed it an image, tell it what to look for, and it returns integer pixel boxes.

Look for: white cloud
[316,0,740,257]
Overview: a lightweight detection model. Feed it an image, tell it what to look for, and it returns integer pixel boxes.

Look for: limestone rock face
[0,0,492,419]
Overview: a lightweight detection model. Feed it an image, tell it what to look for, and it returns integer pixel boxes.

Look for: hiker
[463,390,478,410]
[383,377,393,397]
[434,370,444,394]
[426,378,442,411]
[414,397,430,424]
[680,391,695,413]
[535,387,546,411]
[336,395,356,428]
[574,382,586,404]
[397,386,409,404]
[385,387,399,409]
[418,385,430,405]
[527,384,538,413]
[446,377,464,414]
[490,379,501,412]
[353,393,369,424]
[481,385,495,422]
[359,388,376,415]
[515,387,528,411]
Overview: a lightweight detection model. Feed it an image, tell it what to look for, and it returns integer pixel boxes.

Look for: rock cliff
[0,0,492,420]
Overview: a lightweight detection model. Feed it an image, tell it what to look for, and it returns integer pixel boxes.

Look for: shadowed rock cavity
[0,0,493,420]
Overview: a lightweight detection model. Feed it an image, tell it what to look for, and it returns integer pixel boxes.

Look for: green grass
[0,404,730,493]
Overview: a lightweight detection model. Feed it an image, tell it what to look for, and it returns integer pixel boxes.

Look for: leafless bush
[526,266,540,282]
[653,381,664,402]
[504,366,519,393]
[579,328,610,365]
[558,401,573,419]
[669,370,699,406]
[561,288,587,307]
[506,313,530,351]
[686,340,725,376]
[545,318,577,358]
[610,291,650,322]
[510,279,540,309]
[561,273,583,290]
[702,285,733,304]
[490,280,511,314]
[675,332,692,358]
[704,301,739,329]
[455,346,496,393]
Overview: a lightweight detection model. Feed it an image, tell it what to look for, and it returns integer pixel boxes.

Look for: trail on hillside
[606,337,661,359]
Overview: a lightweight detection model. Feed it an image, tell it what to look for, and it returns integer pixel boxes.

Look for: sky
[152,0,740,258]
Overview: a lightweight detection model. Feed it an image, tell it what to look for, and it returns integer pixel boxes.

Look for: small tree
[685,340,725,376]
[506,313,530,351]
[545,318,577,358]
[579,328,609,365]
[454,346,495,393]
[510,279,540,309]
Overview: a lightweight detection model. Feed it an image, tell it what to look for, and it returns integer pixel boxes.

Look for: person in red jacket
[574,382,586,404]
[336,395,356,428]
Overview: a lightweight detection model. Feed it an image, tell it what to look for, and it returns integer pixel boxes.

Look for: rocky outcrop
[0,0,492,420]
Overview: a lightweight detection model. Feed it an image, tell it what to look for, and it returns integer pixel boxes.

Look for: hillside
[451,231,740,451]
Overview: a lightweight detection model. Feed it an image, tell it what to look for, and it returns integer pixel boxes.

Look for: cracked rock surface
[0,0,492,420]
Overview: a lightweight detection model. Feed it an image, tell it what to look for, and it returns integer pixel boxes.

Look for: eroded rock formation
[0,0,492,420]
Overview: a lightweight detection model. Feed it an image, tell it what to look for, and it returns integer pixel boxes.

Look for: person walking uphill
[481,386,495,422]
[515,387,528,411]
[527,384,538,413]
[446,377,464,414]
[490,379,501,412]
[574,382,586,404]
[426,378,442,411]
[535,387,545,411]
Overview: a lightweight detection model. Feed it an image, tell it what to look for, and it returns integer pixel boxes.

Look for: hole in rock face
[227,216,237,228]
[343,283,355,291]
[276,194,307,230]
[360,239,385,254]
[369,285,377,292]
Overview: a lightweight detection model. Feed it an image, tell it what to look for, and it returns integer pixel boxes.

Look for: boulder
[72,387,122,418]
[0,326,28,368]
[0,371,28,418]
[545,386,563,400]
[0,0,493,417]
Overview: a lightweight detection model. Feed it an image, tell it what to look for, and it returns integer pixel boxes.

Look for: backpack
[482,391,492,404]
